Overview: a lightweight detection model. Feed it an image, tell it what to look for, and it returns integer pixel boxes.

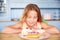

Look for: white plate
[19,33,51,40]
[20,35,50,40]
[20,35,42,40]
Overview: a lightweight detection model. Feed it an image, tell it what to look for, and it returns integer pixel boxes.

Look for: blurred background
[0,0,60,32]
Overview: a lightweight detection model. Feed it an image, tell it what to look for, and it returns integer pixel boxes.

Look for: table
[0,33,60,40]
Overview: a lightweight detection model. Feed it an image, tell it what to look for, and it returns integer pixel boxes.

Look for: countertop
[0,33,60,40]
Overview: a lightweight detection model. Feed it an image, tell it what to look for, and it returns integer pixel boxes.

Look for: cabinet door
[11,8,24,21]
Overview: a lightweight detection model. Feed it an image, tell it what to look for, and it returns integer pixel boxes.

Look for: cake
[27,33,40,38]
[27,32,45,38]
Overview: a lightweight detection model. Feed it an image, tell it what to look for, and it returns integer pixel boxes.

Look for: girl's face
[26,10,38,27]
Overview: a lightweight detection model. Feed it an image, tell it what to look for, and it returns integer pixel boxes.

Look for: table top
[0,33,60,40]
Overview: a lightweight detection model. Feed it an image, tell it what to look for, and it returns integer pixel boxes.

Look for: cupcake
[27,29,45,38]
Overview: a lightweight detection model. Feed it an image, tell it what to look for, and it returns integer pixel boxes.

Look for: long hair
[19,4,42,23]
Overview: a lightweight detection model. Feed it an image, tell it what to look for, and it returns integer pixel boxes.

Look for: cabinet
[41,8,60,21]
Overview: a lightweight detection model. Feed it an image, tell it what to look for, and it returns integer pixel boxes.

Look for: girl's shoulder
[40,22,49,29]
[37,22,49,29]
[40,22,56,29]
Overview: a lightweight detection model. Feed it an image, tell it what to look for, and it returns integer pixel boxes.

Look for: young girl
[2,4,59,35]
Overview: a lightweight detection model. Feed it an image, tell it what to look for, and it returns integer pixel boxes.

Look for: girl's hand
[40,32,51,39]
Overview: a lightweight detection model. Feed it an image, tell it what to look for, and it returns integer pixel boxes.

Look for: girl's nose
[30,18,34,21]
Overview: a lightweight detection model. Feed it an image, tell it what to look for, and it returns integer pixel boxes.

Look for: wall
[0,0,60,32]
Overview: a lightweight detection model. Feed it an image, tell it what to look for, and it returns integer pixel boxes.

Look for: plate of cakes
[19,29,50,40]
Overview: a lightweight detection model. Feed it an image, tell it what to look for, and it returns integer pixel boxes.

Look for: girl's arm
[2,23,22,34]
[45,25,60,34]
[41,22,60,34]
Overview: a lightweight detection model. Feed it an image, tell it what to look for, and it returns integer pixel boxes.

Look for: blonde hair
[19,4,42,23]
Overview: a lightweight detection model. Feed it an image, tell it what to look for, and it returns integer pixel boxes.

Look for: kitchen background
[0,0,60,32]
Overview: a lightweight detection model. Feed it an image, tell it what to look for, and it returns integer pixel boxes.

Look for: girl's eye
[29,17,31,18]
[28,16,31,18]
[27,16,37,19]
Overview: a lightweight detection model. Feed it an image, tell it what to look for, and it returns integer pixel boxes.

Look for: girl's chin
[28,24,34,27]
[26,22,35,27]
